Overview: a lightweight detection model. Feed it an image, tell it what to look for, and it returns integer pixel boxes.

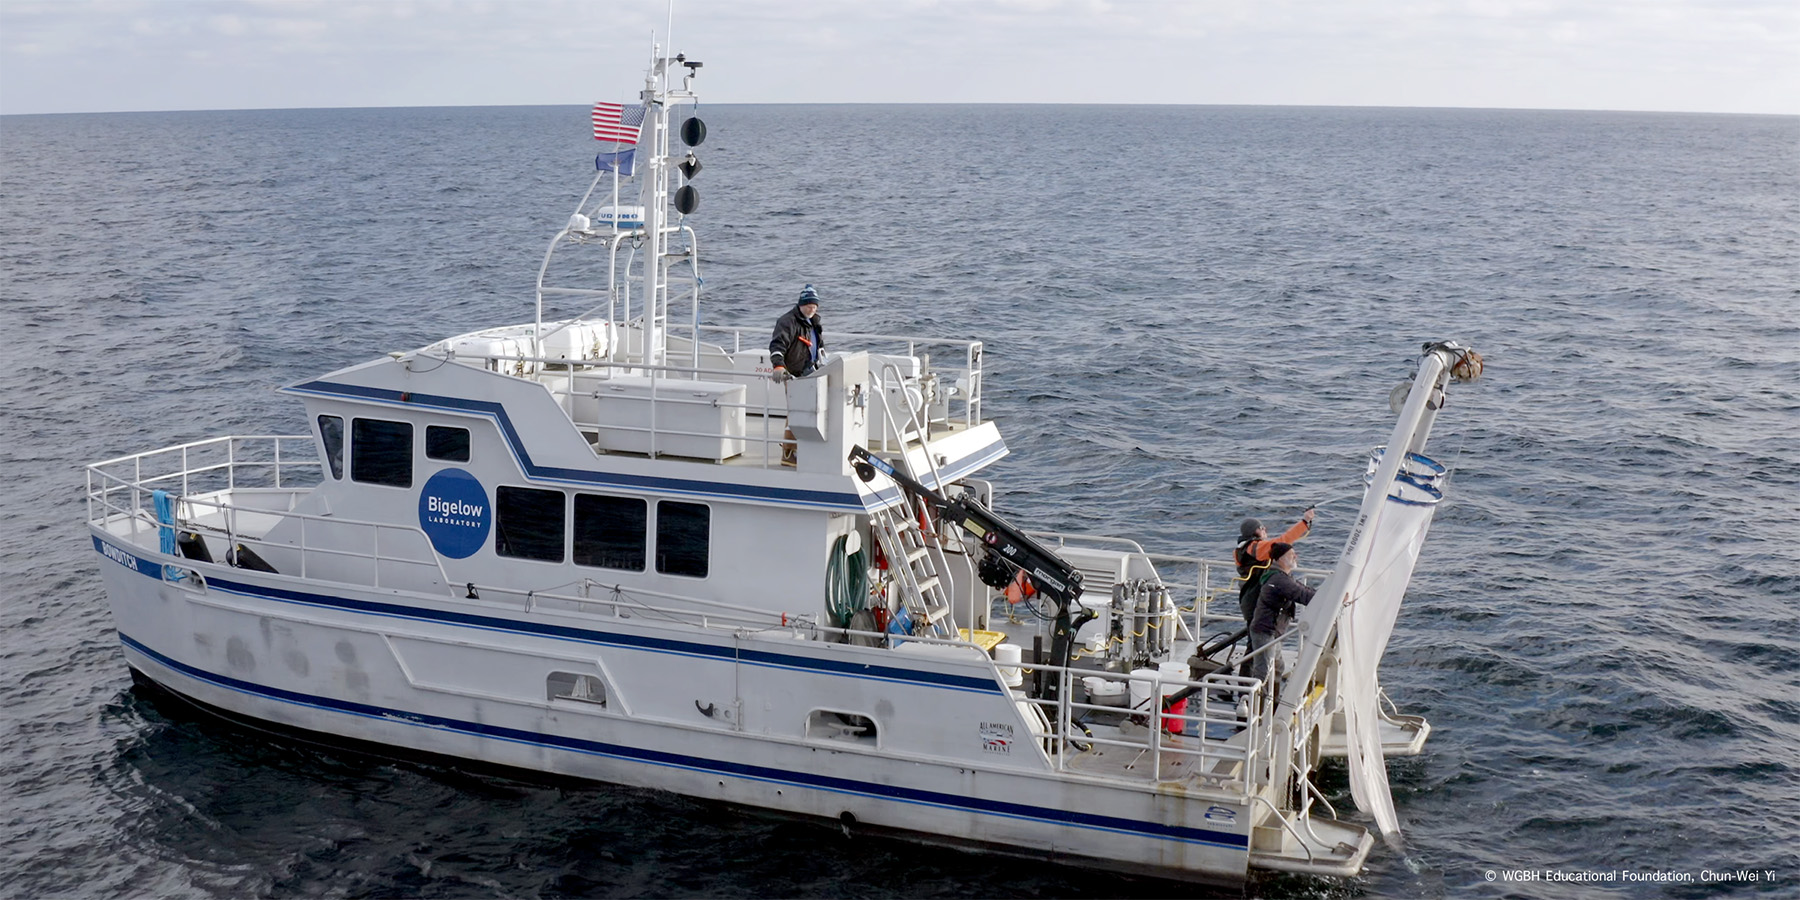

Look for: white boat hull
[96,533,1265,884]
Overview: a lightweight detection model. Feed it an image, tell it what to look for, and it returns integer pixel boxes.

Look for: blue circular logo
[418,468,491,559]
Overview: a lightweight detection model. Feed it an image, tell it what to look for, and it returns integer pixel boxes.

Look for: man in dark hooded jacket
[1248,542,1315,683]
[768,284,825,379]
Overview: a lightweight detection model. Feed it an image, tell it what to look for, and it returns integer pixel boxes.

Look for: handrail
[693,324,984,429]
[180,493,453,592]
[1248,794,1316,863]
[87,433,315,472]
[466,576,1270,794]
[427,563,1274,792]
[86,435,450,595]
[421,326,984,468]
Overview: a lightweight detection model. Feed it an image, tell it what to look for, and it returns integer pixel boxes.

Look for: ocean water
[2,103,1797,898]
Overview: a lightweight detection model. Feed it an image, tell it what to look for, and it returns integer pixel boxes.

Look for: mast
[639,48,667,368]
[633,45,702,371]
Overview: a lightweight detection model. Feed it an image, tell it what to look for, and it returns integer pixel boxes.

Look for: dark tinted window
[496,486,565,562]
[655,501,709,578]
[350,418,412,487]
[318,415,344,480]
[574,494,647,571]
[426,425,471,462]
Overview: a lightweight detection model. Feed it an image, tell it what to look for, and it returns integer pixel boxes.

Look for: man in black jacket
[768,284,825,379]
[768,285,825,465]
[1248,542,1315,683]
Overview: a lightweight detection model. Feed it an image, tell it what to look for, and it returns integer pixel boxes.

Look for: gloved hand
[772,370,791,383]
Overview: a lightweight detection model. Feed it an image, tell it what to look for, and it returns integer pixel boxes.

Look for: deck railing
[696,326,984,429]
[471,335,980,468]
[86,436,321,543]
[453,574,1278,796]
[86,436,449,593]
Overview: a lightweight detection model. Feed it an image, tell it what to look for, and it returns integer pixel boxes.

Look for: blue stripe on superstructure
[203,574,1002,695]
[118,632,1249,850]
[287,380,867,510]
[287,379,1006,514]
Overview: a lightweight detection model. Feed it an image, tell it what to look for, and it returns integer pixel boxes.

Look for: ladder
[868,359,957,638]
[871,497,954,637]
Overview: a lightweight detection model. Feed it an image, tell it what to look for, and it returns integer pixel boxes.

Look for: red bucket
[1162,697,1187,735]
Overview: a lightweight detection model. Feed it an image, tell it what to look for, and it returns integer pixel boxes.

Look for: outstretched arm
[1277,507,1315,544]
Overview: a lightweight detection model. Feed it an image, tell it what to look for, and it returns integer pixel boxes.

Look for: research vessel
[85,49,1483,885]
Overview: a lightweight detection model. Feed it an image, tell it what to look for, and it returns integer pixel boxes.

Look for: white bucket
[1128,667,1160,710]
[995,643,1023,688]
[1158,661,1191,734]
[1158,661,1189,696]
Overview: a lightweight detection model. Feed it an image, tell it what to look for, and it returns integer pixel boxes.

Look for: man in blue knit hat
[768,285,826,466]
[768,284,825,380]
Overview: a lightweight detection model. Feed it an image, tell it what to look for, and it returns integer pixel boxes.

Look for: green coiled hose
[826,534,869,627]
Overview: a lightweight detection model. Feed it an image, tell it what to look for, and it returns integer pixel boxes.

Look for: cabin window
[495,486,565,562]
[426,425,471,462]
[547,672,607,707]
[655,500,710,578]
[318,415,344,480]
[573,494,647,571]
[350,418,413,488]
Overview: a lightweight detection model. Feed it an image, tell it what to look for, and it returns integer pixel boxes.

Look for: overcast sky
[2,0,1796,116]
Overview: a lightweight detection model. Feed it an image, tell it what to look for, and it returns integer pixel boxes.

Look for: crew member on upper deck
[769,284,825,380]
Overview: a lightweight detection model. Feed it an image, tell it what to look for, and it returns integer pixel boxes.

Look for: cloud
[1,0,1794,114]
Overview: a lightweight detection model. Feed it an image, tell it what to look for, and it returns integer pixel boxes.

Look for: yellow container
[958,628,1007,652]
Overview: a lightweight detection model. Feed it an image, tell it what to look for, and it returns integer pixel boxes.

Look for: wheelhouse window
[574,494,647,571]
[318,415,344,480]
[350,418,412,488]
[426,425,471,462]
[655,500,710,578]
[496,486,565,563]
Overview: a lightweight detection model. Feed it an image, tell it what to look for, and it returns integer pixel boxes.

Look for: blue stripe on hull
[118,632,1249,851]
[204,574,1003,694]
[93,535,1002,695]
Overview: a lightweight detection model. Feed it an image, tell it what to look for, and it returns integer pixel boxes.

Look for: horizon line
[6,100,1796,119]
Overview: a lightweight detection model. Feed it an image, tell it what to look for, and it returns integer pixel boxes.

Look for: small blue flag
[596,148,637,176]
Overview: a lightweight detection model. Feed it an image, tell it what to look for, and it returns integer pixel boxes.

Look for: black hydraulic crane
[848,445,1093,709]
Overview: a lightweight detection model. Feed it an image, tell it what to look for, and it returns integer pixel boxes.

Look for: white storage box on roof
[570,374,747,461]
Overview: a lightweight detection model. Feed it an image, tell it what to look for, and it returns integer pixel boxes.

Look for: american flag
[591,102,646,145]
